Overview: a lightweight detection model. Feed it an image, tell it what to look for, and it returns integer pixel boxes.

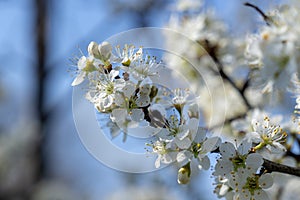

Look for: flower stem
[254,142,265,151]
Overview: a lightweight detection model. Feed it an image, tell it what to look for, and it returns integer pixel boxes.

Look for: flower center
[128,97,138,110]
[83,59,96,72]
[243,175,260,195]
[231,155,246,171]
[105,82,114,95]
[192,143,202,158]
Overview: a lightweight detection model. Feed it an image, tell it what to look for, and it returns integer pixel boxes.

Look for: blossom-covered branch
[70,1,300,199]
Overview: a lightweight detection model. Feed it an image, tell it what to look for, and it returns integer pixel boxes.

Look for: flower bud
[88,41,101,58]
[99,41,112,62]
[177,163,191,184]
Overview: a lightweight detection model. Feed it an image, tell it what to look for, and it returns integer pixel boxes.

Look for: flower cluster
[72,41,165,133]
[249,117,287,154]
[72,41,224,185]
[71,1,300,199]
[212,140,274,200]
[148,88,221,184]
[245,4,300,92]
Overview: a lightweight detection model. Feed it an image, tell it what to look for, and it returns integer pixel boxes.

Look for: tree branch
[263,158,300,177]
[244,2,271,26]
[34,0,47,180]
[210,54,252,110]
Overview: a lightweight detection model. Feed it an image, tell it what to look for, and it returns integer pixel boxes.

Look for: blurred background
[0,0,284,199]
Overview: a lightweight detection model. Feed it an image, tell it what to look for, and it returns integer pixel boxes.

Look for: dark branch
[263,159,300,177]
[210,53,252,110]
[34,0,47,180]
[244,2,271,26]
[241,78,250,94]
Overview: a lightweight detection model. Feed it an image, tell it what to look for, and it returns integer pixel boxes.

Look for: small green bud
[122,57,131,66]
[177,162,191,184]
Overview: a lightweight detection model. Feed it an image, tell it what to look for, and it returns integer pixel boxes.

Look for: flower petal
[246,153,263,170]
[114,93,125,106]
[77,56,87,70]
[122,82,136,98]
[98,41,112,61]
[253,190,269,200]
[177,151,192,165]
[213,160,233,177]
[136,95,150,107]
[193,128,206,143]
[155,156,161,168]
[161,154,173,164]
[259,174,273,189]
[237,140,252,155]
[130,109,144,122]
[177,151,187,163]
[177,128,189,140]
[110,108,127,122]
[71,72,86,86]
[88,41,100,57]
[246,132,262,143]
[198,155,210,170]
[175,137,192,149]
[239,189,252,200]
[202,136,221,153]
[219,142,236,158]
[267,142,286,154]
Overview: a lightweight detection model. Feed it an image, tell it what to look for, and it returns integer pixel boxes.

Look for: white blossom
[213,176,234,199]
[249,116,287,153]
[229,168,273,200]
[245,5,300,92]
[96,70,125,109]
[114,44,142,66]
[152,140,176,168]
[214,141,263,178]
[110,82,151,126]
[71,56,100,86]
[174,0,202,12]
[130,56,163,81]
[175,128,220,170]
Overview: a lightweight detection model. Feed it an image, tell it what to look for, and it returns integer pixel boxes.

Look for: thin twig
[244,2,271,26]
[211,55,252,110]
[241,78,250,94]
